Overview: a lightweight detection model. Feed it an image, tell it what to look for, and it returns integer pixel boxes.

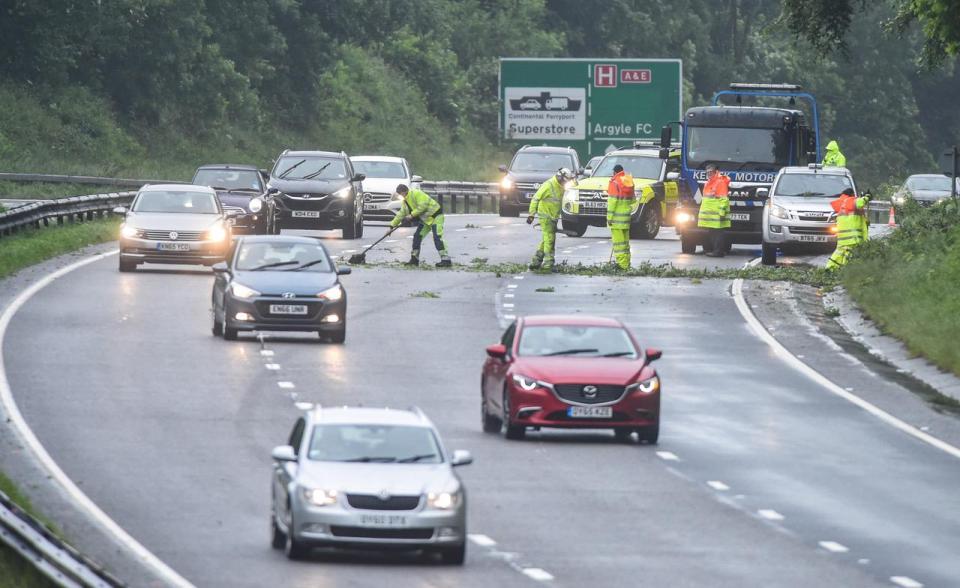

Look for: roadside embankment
[0,217,119,279]
[841,199,960,378]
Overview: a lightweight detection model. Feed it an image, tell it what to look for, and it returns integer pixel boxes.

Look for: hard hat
[556,167,575,181]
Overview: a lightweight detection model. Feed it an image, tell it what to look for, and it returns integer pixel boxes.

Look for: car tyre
[342,207,360,239]
[614,428,635,443]
[502,391,525,440]
[212,312,223,337]
[325,325,346,344]
[481,392,502,433]
[630,205,661,239]
[438,542,466,565]
[680,236,697,254]
[761,241,777,266]
[284,529,310,560]
[561,219,587,237]
[221,315,238,341]
[499,203,518,218]
[271,516,286,550]
[638,423,659,444]
[118,257,137,272]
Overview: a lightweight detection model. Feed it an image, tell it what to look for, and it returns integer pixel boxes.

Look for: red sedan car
[481,315,661,443]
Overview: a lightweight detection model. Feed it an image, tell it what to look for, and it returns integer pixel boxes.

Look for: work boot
[435,259,452,268]
[704,251,723,258]
[404,256,420,266]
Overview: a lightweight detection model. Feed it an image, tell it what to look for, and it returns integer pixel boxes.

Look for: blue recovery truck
[671,83,821,254]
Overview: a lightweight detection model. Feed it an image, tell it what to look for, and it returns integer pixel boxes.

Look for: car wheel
[481,387,502,433]
[614,428,635,443]
[222,316,238,341]
[271,515,286,550]
[342,206,359,239]
[356,210,364,238]
[118,257,137,272]
[680,235,697,254]
[561,219,587,237]
[325,326,346,344]
[638,423,659,445]
[499,203,517,217]
[438,542,466,565]
[212,312,223,337]
[630,205,661,239]
[284,523,310,560]
[761,241,777,266]
[502,391,525,440]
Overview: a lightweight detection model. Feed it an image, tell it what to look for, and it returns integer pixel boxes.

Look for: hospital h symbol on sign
[594,64,617,88]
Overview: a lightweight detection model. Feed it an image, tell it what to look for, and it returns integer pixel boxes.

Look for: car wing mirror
[451,449,473,466]
[336,266,352,276]
[212,261,229,273]
[485,343,507,359]
[756,187,769,198]
[498,164,508,173]
[666,172,680,181]
[112,206,128,215]
[267,187,279,195]
[352,173,366,182]
[645,348,662,362]
[271,445,297,462]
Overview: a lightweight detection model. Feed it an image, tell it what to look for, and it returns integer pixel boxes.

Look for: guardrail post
[451,194,458,214]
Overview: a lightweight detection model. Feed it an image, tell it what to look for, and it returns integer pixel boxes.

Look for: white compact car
[761,165,859,265]
[351,156,422,221]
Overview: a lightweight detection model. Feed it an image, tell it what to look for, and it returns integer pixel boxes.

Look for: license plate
[567,406,613,418]
[523,192,535,199]
[157,242,191,251]
[365,203,384,210]
[291,210,320,218]
[269,304,308,315]
[729,213,750,221]
[580,201,606,209]
[797,235,829,243]
[359,514,408,528]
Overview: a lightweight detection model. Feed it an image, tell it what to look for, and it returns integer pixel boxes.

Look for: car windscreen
[273,156,348,181]
[593,155,663,179]
[352,160,407,179]
[687,127,791,170]
[234,241,331,272]
[193,169,262,191]
[907,176,954,191]
[132,190,219,214]
[774,173,853,197]
[307,424,442,464]
[517,325,638,358]
[511,152,575,173]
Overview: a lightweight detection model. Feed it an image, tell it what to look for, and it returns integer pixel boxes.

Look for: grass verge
[842,199,960,377]
[0,218,120,280]
[0,473,58,588]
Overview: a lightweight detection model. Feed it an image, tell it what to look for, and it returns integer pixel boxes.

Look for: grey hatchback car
[271,406,473,563]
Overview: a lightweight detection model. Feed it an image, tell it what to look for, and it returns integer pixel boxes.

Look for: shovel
[347,226,397,264]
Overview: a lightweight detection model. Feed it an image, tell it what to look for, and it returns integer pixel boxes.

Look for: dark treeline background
[0,0,957,184]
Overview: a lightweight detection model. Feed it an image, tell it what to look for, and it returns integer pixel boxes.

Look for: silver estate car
[115,184,235,272]
[271,406,473,563]
[350,156,422,221]
[761,165,857,265]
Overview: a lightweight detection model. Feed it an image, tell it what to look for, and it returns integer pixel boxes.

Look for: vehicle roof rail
[408,406,429,422]
[729,82,802,91]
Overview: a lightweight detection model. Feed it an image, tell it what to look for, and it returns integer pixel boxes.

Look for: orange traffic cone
[887,206,896,227]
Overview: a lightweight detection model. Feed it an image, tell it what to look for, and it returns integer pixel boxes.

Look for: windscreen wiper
[278,159,307,178]
[602,351,634,357]
[342,456,397,463]
[543,348,599,356]
[249,261,299,271]
[396,453,437,463]
[302,162,332,180]
[289,259,327,271]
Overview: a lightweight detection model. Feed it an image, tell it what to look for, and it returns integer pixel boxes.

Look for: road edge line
[0,250,195,587]
[731,270,960,460]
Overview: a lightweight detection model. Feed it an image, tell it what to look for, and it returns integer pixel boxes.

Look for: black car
[268,150,365,239]
[192,164,279,235]
[497,145,581,217]
[211,235,351,343]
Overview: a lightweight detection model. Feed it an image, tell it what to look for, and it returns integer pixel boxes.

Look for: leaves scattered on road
[411,290,440,298]
[535,286,555,292]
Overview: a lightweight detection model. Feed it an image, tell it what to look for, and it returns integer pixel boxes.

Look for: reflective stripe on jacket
[390,188,441,227]
[528,176,564,221]
[697,196,730,229]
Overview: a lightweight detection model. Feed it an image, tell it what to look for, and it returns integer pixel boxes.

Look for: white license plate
[365,203,384,210]
[729,213,750,221]
[291,210,320,218]
[797,235,829,243]
[359,514,408,528]
[568,406,613,418]
[269,304,308,315]
[157,242,191,251]
[580,201,606,209]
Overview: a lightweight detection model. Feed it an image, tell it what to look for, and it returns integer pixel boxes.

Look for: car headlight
[627,376,660,394]
[500,177,514,190]
[230,281,260,299]
[427,490,460,510]
[248,197,263,213]
[303,488,338,507]
[120,225,140,238]
[770,204,790,219]
[206,225,228,241]
[317,284,343,301]
[675,211,693,224]
[512,374,546,391]
[333,186,352,199]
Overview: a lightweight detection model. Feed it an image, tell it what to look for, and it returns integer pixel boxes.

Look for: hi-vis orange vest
[703,174,730,197]
[607,171,636,199]
[830,194,861,216]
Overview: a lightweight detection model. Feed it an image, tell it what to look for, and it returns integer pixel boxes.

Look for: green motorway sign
[499,58,682,160]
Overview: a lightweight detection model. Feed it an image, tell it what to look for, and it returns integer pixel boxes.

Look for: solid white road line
[522,568,555,581]
[758,509,784,521]
[277,381,295,389]
[0,250,194,588]
[818,541,849,553]
[468,534,497,547]
[655,451,680,461]
[732,269,960,461]
[890,576,924,587]
[707,480,730,491]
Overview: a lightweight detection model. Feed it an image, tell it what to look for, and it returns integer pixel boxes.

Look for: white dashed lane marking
[707,480,730,491]
[294,401,313,410]
[655,451,680,461]
[522,568,555,582]
[503,303,515,309]
[278,381,295,389]
[504,314,516,320]
[818,541,849,553]
[468,534,497,547]
[265,363,281,370]
[890,576,923,588]
[758,509,784,521]
[507,284,518,289]
[259,350,274,357]
[504,293,515,298]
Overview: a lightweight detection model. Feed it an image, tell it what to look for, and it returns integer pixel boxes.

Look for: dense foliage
[0,0,957,182]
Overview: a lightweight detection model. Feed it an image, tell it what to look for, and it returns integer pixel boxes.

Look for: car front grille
[346,494,421,511]
[141,230,205,241]
[364,192,392,204]
[579,190,606,201]
[330,526,434,540]
[553,384,626,405]
[796,211,835,222]
[514,182,539,191]
[790,226,835,235]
